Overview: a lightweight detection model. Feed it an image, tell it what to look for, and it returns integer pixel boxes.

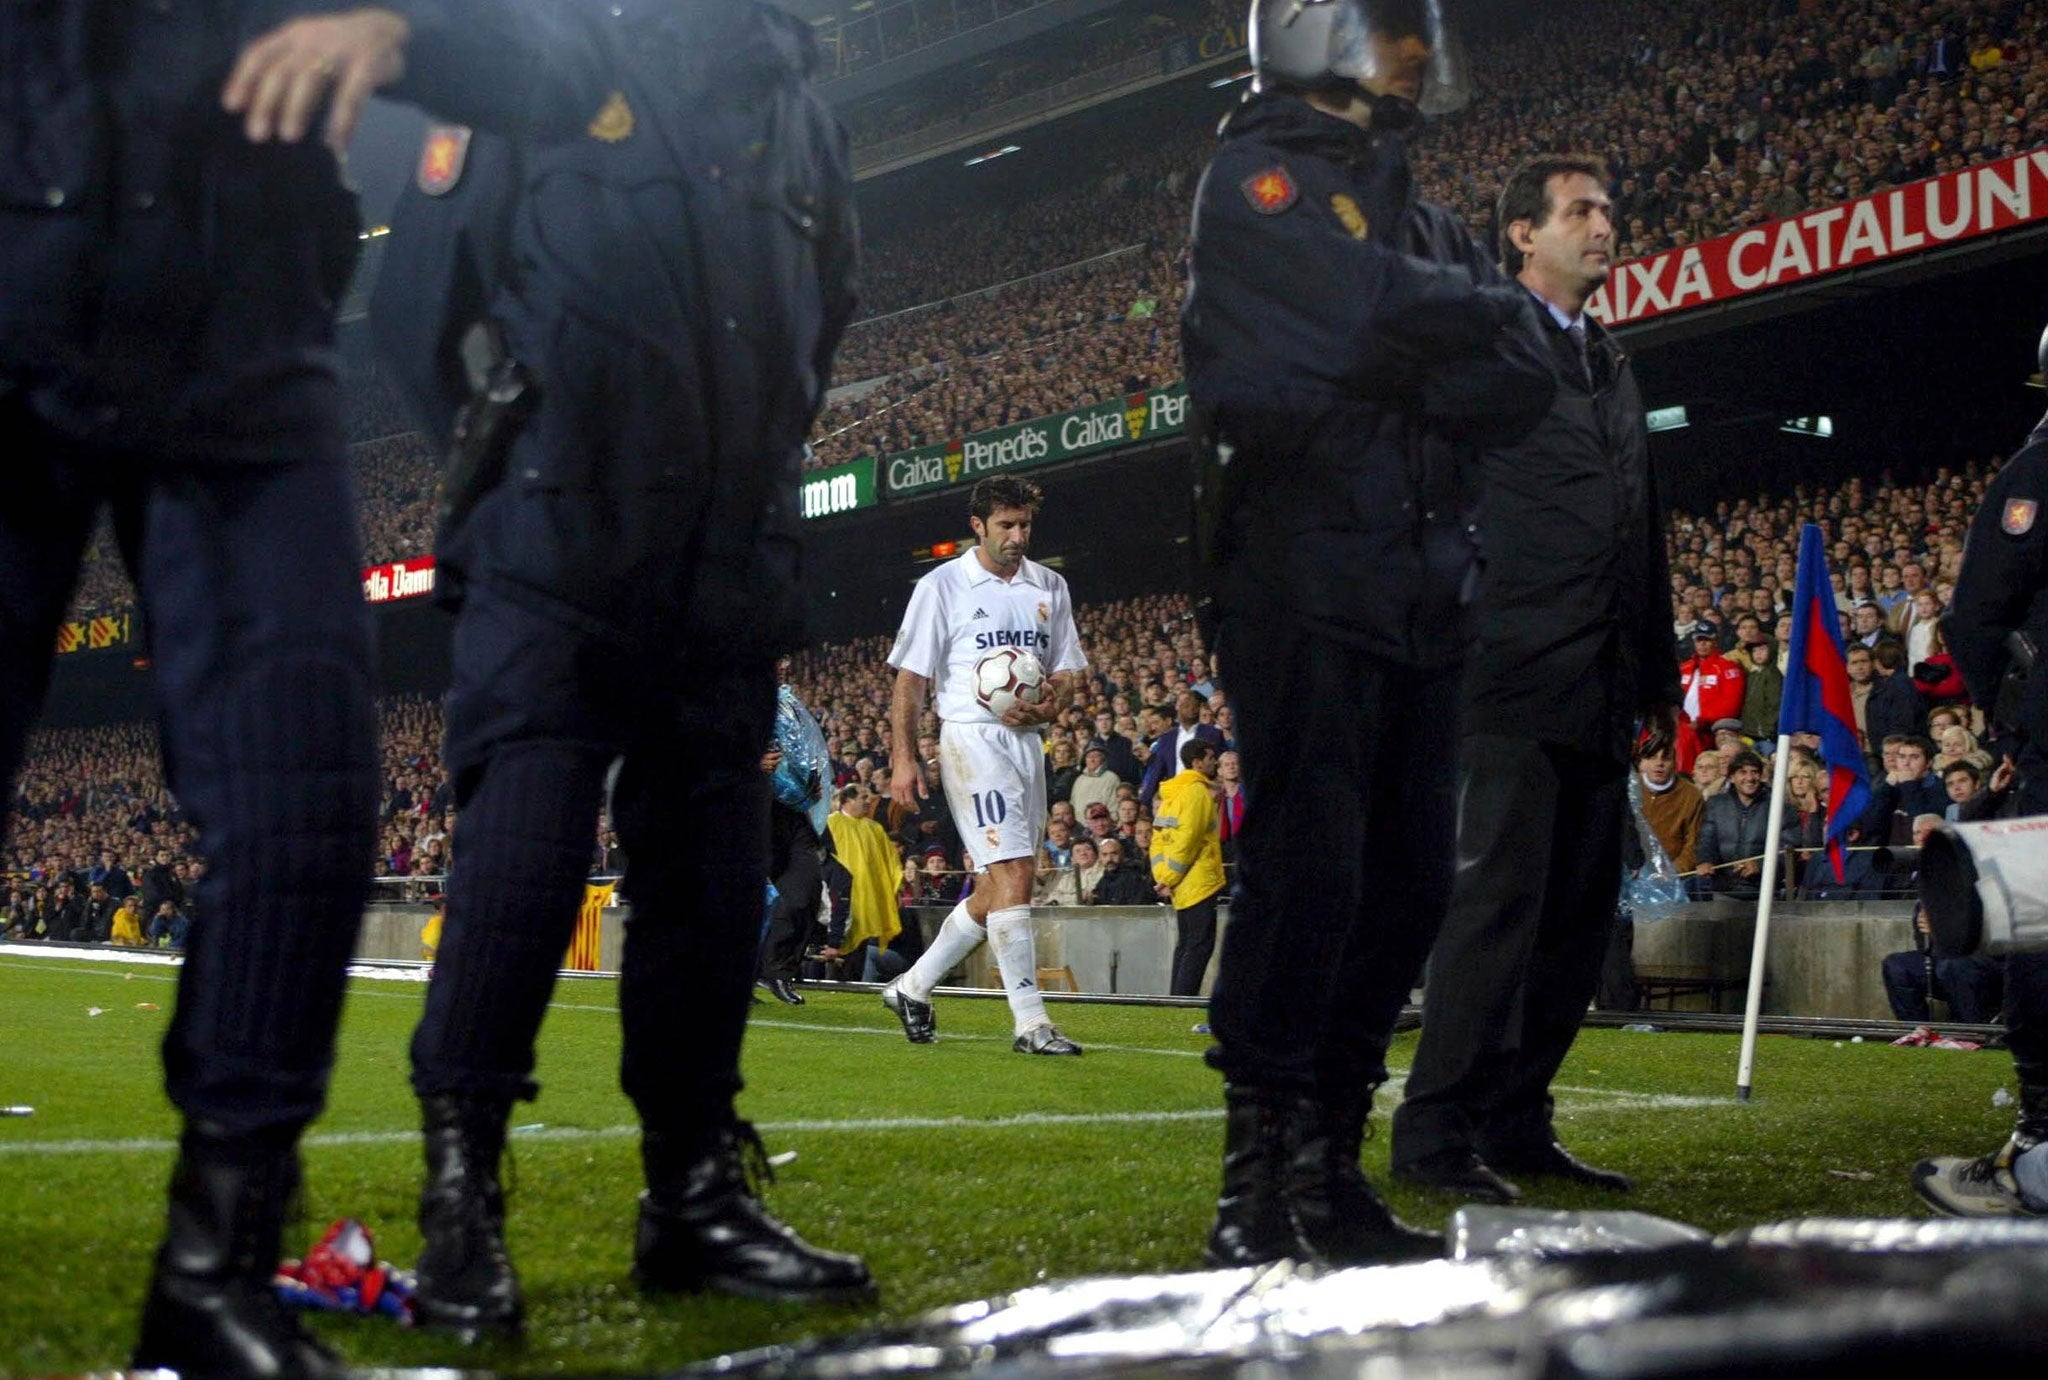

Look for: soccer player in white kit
[882,476,1089,1054]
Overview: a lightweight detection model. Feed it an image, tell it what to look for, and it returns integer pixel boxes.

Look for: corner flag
[1777,524,1871,880]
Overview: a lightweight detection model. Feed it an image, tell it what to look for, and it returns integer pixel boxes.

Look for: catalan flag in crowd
[1777,524,1872,880]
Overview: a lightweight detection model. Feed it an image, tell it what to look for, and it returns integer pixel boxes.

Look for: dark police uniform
[1,5,378,1370]
[1392,298,1675,1188]
[1182,90,1551,1262]
[1944,424,2048,1122]
[369,0,865,1324]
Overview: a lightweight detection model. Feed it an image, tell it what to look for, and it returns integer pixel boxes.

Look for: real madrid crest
[416,124,472,196]
[588,91,635,143]
[1330,194,1370,240]
[1036,602,1049,624]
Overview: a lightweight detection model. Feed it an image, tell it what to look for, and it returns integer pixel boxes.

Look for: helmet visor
[1324,0,1473,115]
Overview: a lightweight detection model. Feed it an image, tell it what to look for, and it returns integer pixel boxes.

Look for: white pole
[1735,733,1795,1101]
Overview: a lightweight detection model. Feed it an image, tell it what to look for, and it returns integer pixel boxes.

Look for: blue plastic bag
[771,685,831,836]
[1622,771,1690,922]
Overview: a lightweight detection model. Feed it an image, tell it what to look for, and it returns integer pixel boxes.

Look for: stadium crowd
[813,0,2048,469]
[834,0,1240,149]
[49,0,2048,578]
[11,0,2040,935]
[12,446,2009,942]
[818,0,1076,82]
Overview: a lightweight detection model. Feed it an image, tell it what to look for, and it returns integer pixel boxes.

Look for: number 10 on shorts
[969,790,1008,828]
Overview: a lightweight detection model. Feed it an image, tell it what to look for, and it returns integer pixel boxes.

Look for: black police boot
[413,1093,522,1338]
[132,1121,346,1380]
[634,1122,877,1304]
[1205,1086,1312,1267]
[1290,1090,1442,1265]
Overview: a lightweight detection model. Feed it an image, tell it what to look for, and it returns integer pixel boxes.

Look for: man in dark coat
[1393,155,1677,1204]
[1184,0,1553,1268]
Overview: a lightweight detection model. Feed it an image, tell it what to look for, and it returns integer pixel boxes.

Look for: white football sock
[897,901,984,1003]
[986,905,1049,1034]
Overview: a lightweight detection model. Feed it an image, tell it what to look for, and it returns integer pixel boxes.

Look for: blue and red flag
[1777,523,1872,880]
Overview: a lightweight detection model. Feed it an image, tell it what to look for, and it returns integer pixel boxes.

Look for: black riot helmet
[1248,0,1473,119]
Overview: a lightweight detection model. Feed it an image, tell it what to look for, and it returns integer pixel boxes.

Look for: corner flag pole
[1736,523,1872,1101]
[1735,734,1793,1101]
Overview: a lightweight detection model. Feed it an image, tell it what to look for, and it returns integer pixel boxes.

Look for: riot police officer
[1911,326,2048,1218]
[0,6,390,1375]
[343,0,869,1332]
[1181,0,1553,1266]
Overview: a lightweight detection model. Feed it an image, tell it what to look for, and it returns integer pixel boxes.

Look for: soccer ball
[973,647,1047,717]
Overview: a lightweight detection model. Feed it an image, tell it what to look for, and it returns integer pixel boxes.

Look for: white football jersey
[888,549,1087,726]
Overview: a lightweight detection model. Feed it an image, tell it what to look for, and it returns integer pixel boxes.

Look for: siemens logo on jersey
[973,630,1051,651]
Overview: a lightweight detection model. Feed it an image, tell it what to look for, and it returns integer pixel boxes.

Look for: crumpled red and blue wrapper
[275,1218,416,1323]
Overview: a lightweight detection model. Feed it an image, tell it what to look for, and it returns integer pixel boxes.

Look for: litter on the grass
[1890,1026,1982,1050]
[275,1218,415,1324]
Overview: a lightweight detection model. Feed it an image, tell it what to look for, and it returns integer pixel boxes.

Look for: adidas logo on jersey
[972,608,989,618]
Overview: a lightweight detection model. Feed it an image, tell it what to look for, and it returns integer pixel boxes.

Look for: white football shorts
[938,720,1048,870]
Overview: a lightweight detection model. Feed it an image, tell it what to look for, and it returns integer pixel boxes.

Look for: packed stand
[835,0,1240,149]
[3,454,2027,954]
[822,0,2048,467]
[818,0,1072,82]
[51,0,2048,577]
[3,724,199,946]
[813,248,1186,469]
[1649,456,2017,908]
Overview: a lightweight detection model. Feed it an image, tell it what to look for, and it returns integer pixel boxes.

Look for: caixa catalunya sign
[362,556,436,604]
[1591,146,2048,327]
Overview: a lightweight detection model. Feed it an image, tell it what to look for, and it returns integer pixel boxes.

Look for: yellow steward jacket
[1151,768,1225,909]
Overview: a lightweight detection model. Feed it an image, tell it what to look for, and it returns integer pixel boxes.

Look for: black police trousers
[759,806,820,983]
[1206,613,1460,1095]
[1391,737,1628,1165]
[408,579,776,1144]
[0,406,377,1137]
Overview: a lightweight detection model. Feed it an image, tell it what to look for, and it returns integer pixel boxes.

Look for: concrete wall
[356,900,1915,1019]
[356,901,626,972]
[1629,899,1918,1020]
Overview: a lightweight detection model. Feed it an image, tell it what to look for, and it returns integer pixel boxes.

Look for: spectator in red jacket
[1677,624,1745,772]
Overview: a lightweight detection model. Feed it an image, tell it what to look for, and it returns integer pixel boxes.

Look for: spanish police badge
[1330,193,1369,240]
[1240,165,1298,215]
[588,91,635,142]
[2005,498,2039,536]
[416,125,472,196]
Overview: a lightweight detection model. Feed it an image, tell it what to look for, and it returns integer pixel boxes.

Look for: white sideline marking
[0,1086,1729,1159]
[0,1108,1225,1158]
[0,960,1735,1105]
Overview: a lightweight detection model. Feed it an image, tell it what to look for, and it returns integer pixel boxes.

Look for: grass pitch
[0,951,2021,1376]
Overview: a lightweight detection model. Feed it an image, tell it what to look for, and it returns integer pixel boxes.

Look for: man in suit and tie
[1392,153,1677,1203]
[1140,691,1226,806]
